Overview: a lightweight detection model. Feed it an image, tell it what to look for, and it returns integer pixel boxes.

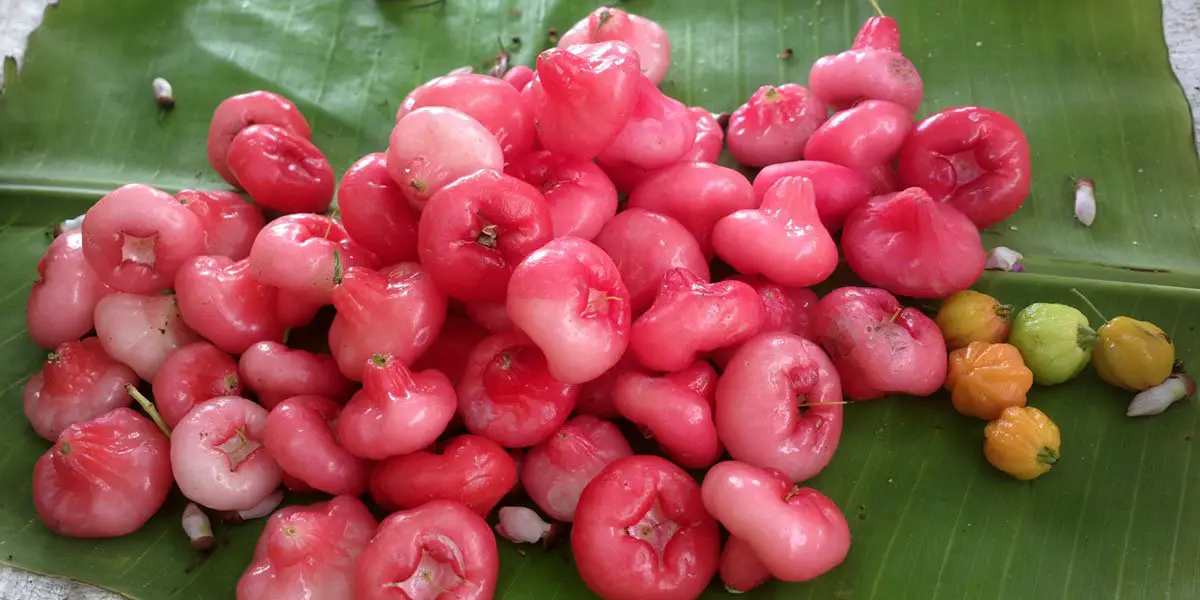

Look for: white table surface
[0,0,1197,598]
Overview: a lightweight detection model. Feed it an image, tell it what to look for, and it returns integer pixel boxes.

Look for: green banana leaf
[1,0,1198,598]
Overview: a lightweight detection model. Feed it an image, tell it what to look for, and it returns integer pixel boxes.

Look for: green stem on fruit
[127,385,171,438]
[804,401,851,407]
[281,328,291,345]
[1037,447,1059,465]
[223,373,240,393]
[1077,325,1099,350]
[868,0,885,16]
[889,307,902,323]
[332,250,344,286]
[994,304,1014,319]
[371,353,391,367]
[1069,287,1109,324]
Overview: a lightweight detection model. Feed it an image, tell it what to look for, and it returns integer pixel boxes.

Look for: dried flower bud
[1127,374,1195,417]
[985,246,1024,272]
[495,506,552,544]
[54,214,86,237]
[1074,178,1095,227]
[152,77,175,109]
[182,503,214,552]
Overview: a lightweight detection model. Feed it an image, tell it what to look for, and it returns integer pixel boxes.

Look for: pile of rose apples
[22,5,1030,599]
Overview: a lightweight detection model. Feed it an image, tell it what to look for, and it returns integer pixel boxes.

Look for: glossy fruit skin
[464,299,518,334]
[812,287,947,400]
[614,361,722,469]
[82,184,206,294]
[715,333,844,482]
[711,275,820,368]
[686,107,725,163]
[175,256,285,354]
[702,461,851,582]
[264,395,371,496]
[152,341,242,428]
[808,16,923,114]
[712,176,839,287]
[502,65,535,90]
[28,231,112,349]
[593,208,709,315]
[399,73,534,160]
[355,500,499,600]
[171,396,282,511]
[328,262,447,381]
[387,106,506,211]
[93,293,203,381]
[726,84,827,167]
[558,7,671,84]
[239,342,355,409]
[207,90,312,188]
[177,190,265,261]
[248,213,380,306]
[597,107,724,194]
[627,163,757,257]
[1008,303,1096,386]
[237,495,377,600]
[936,290,1013,350]
[1093,317,1175,391]
[24,338,136,441]
[457,332,578,447]
[410,314,490,386]
[803,100,913,193]
[575,354,638,419]
[336,153,420,265]
[897,106,1032,228]
[529,41,642,159]
[369,434,517,516]
[337,355,457,460]
[571,455,720,600]
[507,237,632,384]
[597,75,696,170]
[505,150,619,240]
[33,408,172,538]
[841,187,987,299]
[752,161,871,233]
[630,268,764,372]
[227,124,336,214]
[521,415,633,521]
[417,169,554,302]
[946,342,1034,420]
[720,534,773,593]
[984,406,1061,480]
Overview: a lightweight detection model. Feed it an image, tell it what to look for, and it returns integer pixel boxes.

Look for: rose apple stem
[126,385,171,437]
[804,401,851,407]
[868,0,885,16]
[1069,288,1109,324]
[332,250,344,286]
